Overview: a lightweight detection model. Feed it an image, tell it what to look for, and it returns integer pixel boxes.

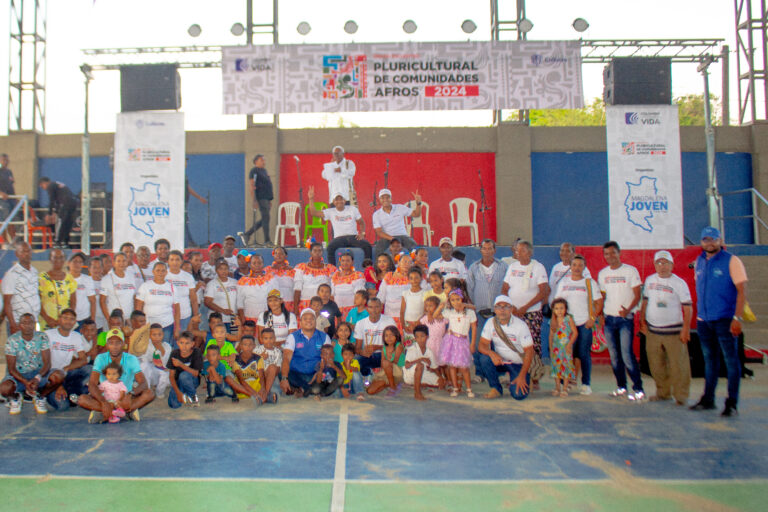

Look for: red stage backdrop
[279,153,497,246]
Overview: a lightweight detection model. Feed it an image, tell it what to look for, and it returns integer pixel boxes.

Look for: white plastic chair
[405,200,433,246]
[274,202,301,246]
[449,198,478,246]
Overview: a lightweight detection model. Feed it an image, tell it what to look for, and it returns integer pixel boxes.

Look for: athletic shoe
[628,391,646,402]
[182,394,192,405]
[610,388,627,398]
[231,396,240,403]
[87,410,102,424]
[69,394,79,405]
[236,232,248,246]
[22,392,34,403]
[579,385,593,396]
[205,396,215,404]
[33,395,47,414]
[689,398,716,411]
[721,400,738,417]
[363,378,371,388]
[467,390,475,398]
[9,396,22,415]
[128,409,140,422]
[190,394,200,407]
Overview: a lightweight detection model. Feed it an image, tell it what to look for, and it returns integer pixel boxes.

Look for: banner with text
[113,112,185,251]
[222,40,583,113]
[606,105,684,249]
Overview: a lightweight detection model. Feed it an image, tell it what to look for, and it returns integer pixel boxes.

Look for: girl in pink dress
[438,289,477,398]
[98,362,128,423]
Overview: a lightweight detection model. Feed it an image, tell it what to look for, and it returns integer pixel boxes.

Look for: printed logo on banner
[624,176,669,233]
[625,111,661,125]
[621,142,635,155]
[322,55,367,99]
[235,58,272,72]
[126,148,172,162]
[128,182,170,237]
[625,112,639,124]
[128,148,141,161]
[620,142,666,156]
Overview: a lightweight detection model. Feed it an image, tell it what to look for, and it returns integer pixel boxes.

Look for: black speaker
[120,64,181,112]
[603,57,671,105]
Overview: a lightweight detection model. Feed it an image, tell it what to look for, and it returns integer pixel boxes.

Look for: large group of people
[0,148,749,422]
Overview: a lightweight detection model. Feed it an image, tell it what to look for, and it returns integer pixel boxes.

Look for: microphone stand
[477,169,491,244]
[369,180,378,207]
[384,159,389,189]
[206,191,211,246]
[295,156,303,248]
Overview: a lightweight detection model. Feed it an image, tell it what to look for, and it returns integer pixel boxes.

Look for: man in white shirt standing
[372,189,422,258]
[639,250,693,406]
[45,308,89,410]
[598,241,645,401]
[308,186,372,266]
[429,237,468,280]
[500,240,549,388]
[321,146,356,204]
[2,240,41,335]
[476,296,534,400]
[548,242,591,306]
[353,298,396,381]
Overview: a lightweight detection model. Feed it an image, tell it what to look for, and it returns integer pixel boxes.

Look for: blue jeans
[343,372,365,395]
[288,369,315,393]
[698,318,741,404]
[574,324,593,386]
[473,314,492,376]
[355,352,382,376]
[178,316,191,333]
[540,316,551,363]
[46,365,93,411]
[168,372,200,408]
[2,369,51,395]
[476,354,530,400]
[162,324,175,347]
[604,315,643,392]
[206,379,235,399]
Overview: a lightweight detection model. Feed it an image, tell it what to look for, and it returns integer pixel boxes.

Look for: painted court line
[330,402,349,512]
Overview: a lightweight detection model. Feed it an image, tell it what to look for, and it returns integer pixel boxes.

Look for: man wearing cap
[476,296,534,400]
[78,328,154,422]
[201,242,223,283]
[429,237,468,280]
[691,227,748,417]
[308,185,372,266]
[353,298,396,378]
[321,146,356,204]
[372,189,423,258]
[280,308,332,397]
[222,235,239,274]
[639,250,693,405]
[238,154,274,247]
[598,241,645,401]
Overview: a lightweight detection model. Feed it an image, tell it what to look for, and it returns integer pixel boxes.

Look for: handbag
[585,279,607,353]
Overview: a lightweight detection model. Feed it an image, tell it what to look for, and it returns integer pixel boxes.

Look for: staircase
[741,255,768,353]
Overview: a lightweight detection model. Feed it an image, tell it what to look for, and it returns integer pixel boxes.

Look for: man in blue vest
[280,308,331,397]
[691,227,748,417]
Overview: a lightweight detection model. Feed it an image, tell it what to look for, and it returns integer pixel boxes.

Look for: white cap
[378,188,392,198]
[493,295,513,306]
[438,237,454,247]
[654,250,674,263]
[299,308,316,318]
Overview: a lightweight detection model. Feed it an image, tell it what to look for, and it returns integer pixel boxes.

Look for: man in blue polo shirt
[78,328,155,423]
[691,227,749,417]
[280,308,331,397]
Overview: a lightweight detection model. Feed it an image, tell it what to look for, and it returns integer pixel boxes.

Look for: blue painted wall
[38,153,246,247]
[531,152,754,246]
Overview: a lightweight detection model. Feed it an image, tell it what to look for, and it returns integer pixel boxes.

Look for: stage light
[402,20,417,34]
[517,18,533,33]
[461,19,477,34]
[344,20,358,34]
[297,21,311,35]
[231,23,245,36]
[187,24,202,37]
[572,18,589,33]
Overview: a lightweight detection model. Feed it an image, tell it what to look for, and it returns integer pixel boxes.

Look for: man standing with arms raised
[238,154,274,247]
[691,227,748,417]
[372,189,422,258]
[307,185,371,266]
[321,146,356,204]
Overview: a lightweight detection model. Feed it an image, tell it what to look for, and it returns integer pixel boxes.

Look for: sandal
[560,390,569,398]
[450,390,458,397]
[467,390,475,398]
[552,390,560,397]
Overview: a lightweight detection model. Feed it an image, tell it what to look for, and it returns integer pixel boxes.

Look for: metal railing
[720,188,768,244]
[0,194,29,244]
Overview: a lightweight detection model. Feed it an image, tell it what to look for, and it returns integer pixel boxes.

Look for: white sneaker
[579,385,593,396]
[34,396,47,414]
[9,396,22,415]
[610,388,627,398]
[190,394,200,407]
[628,391,646,402]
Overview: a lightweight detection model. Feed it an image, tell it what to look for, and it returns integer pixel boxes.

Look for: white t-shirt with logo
[73,274,96,321]
[46,328,85,370]
[480,316,533,365]
[428,258,468,280]
[1,262,41,322]
[323,206,361,237]
[204,277,239,324]
[167,270,196,319]
[598,264,642,317]
[548,262,591,304]
[554,277,603,326]
[224,255,238,274]
[136,280,177,328]
[503,260,548,312]
[372,204,412,237]
[353,314,397,351]
[643,273,692,330]
[100,271,138,317]
[257,312,298,343]
[91,278,108,330]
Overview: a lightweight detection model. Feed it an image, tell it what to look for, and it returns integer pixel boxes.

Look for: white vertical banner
[606,105,684,249]
[113,112,185,251]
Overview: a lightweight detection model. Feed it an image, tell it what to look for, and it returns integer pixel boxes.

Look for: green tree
[525,98,606,126]
[675,93,721,126]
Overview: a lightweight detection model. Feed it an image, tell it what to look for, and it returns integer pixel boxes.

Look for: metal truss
[8,0,46,133]
[735,0,768,124]
[580,39,725,63]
